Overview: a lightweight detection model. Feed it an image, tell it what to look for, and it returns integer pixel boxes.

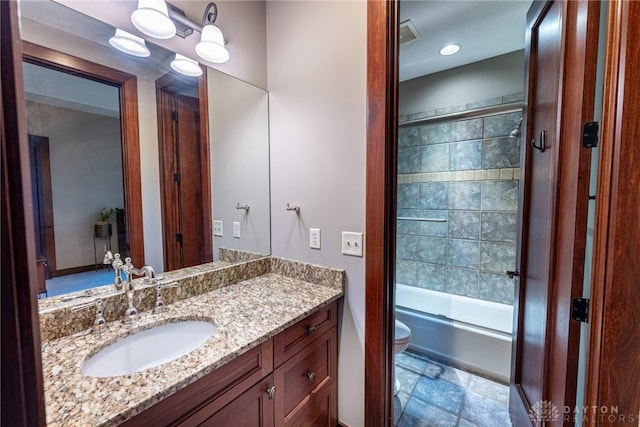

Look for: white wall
[266,2,367,425]
[399,50,525,115]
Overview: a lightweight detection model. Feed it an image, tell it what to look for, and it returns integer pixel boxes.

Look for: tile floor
[394,351,512,427]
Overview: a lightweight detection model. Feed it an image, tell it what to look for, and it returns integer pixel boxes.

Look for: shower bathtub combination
[396,283,513,383]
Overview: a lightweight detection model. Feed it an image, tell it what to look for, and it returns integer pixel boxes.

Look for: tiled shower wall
[396,94,523,305]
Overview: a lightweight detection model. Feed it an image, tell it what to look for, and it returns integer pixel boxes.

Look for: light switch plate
[233,222,240,238]
[342,231,363,257]
[310,228,321,249]
[213,220,223,237]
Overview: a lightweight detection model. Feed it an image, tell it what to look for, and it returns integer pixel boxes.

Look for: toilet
[394,319,412,396]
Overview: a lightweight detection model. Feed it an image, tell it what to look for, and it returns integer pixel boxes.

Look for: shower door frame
[364,0,640,426]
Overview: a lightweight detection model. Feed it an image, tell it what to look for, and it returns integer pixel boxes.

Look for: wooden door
[510,1,599,425]
[158,88,205,271]
[28,134,56,283]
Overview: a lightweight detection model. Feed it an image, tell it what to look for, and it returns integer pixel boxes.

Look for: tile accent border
[398,168,520,184]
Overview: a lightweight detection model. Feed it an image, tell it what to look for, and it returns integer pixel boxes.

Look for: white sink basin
[81,320,216,377]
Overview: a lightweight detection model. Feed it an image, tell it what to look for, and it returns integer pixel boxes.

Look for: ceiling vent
[399,19,421,45]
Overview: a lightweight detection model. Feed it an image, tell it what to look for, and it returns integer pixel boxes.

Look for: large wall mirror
[21,0,271,304]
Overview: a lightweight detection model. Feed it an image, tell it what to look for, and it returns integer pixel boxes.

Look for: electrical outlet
[213,220,223,237]
[233,221,240,238]
[342,231,363,257]
[310,228,321,249]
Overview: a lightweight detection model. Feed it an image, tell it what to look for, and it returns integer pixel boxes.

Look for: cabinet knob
[306,325,316,335]
[266,385,276,400]
[306,371,315,381]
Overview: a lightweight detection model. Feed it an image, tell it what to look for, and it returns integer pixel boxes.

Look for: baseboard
[338,421,350,427]
[53,264,97,277]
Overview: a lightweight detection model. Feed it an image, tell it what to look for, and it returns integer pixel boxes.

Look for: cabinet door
[181,375,275,427]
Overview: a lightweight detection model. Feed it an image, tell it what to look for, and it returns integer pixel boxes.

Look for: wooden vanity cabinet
[121,301,338,427]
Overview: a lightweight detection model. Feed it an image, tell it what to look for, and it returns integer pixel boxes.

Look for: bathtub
[395,284,513,383]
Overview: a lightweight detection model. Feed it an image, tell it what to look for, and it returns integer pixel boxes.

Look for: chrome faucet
[72,298,106,334]
[121,257,151,324]
[153,281,178,314]
[103,251,125,291]
[141,265,156,285]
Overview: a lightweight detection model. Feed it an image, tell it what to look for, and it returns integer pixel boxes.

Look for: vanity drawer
[274,327,337,425]
[274,301,337,366]
[121,339,273,426]
[285,380,337,427]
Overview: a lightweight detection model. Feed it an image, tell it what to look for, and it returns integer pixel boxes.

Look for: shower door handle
[506,270,519,279]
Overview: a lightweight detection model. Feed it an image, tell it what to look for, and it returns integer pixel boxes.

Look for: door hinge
[572,298,589,322]
[172,111,178,122]
[583,121,599,148]
[173,173,180,183]
[176,233,183,243]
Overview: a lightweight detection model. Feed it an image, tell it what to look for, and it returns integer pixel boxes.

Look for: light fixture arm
[165,2,218,35]
[201,2,218,26]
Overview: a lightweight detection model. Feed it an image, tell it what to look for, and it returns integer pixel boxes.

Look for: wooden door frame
[585,0,640,422]
[365,0,398,425]
[22,41,145,265]
[364,0,607,425]
[156,69,213,270]
[1,1,46,424]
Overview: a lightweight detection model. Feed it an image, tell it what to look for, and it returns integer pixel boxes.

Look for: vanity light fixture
[195,3,229,63]
[128,1,230,67]
[439,43,461,56]
[131,0,177,39]
[170,53,203,77]
[109,29,151,57]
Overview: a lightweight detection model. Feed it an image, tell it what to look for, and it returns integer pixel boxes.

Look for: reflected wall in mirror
[22,40,145,299]
[209,69,271,257]
[25,61,124,285]
[21,1,271,305]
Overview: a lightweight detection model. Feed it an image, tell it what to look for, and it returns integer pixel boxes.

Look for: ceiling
[399,0,532,82]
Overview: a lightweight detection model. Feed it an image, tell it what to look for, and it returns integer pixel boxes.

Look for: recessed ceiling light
[439,44,461,56]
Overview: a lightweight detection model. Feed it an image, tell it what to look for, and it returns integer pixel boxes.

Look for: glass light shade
[170,54,203,77]
[109,29,150,57]
[195,24,229,63]
[439,43,461,56]
[131,0,176,39]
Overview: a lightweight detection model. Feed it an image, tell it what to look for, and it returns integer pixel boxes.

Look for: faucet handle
[72,298,106,334]
[153,281,178,314]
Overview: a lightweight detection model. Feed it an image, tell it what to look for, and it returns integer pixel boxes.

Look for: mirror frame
[22,41,145,266]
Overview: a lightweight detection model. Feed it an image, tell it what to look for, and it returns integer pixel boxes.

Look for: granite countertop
[41,272,343,426]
